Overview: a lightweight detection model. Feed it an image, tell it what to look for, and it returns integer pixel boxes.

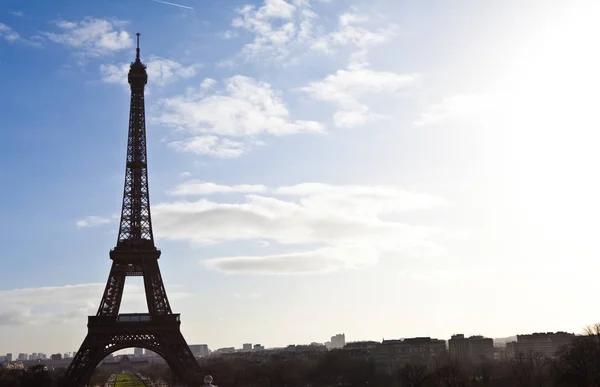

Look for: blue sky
[1,0,600,355]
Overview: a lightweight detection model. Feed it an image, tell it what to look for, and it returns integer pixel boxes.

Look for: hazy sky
[1,0,600,356]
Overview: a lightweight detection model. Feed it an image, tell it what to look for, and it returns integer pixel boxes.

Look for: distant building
[134,348,144,357]
[279,344,327,361]
[505,341,517,358]
[189,344,210,357]
[449,334,494,364]
[513,332,575,358]
[27,353,45,361]
[5,353,12,363]
[374,337,447,375]
[50,353,62,361]
[253,344,265,351]
[343,341,380,360]
[449,334,470,362]
[326,334,346,350]
[18,353,27,361]
[493,346,509,361]
[213,347,236,355]
[242,343,253,351]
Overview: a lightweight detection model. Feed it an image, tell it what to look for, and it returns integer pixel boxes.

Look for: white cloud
[99,56,201,86]
[145,182,443,274]
[200,78,217,89]
[153,76,323,157]
[10,10,24,17]
[414,94,490,127]
[169,135,249,158]
[146,57,201,85]
[227,2,396,66]
[76,215,113,228]
[44,18,133,57]
[169,180,268,196]
[301,67,418,128]
[98,62,128,84]
[154,76,322,136]
[0,283,189,326]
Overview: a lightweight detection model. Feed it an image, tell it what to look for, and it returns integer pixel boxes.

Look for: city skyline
[1,0,600,356]
[0,329,583,364]
[0,326,586,359]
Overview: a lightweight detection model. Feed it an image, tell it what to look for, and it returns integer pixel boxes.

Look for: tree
[397,363,429,387]
[432,361,468,387]
[552,323,600,387]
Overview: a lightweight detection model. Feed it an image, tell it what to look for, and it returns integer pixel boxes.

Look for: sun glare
[483,0,600,255]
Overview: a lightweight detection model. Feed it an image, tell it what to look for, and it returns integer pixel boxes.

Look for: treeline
[1,325,599,387]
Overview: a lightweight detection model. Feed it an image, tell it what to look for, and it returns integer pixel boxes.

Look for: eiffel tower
[61,34,201,387]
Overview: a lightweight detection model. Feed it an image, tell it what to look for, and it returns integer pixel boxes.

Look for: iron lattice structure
[61,34,201,387]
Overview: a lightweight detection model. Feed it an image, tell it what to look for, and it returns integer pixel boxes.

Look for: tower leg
[97,262,126,316]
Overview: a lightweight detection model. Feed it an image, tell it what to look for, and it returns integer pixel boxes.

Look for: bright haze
[0,0,599,355]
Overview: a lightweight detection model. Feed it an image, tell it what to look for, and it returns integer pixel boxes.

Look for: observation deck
[88,313,180,327]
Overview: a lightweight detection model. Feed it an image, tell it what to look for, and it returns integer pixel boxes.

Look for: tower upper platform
[128,33,147,86]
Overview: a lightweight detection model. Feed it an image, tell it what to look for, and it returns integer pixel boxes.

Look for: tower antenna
[136,33,140,61]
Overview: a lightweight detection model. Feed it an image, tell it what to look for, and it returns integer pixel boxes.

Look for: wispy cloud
[168,181,268,196]
[205,246,380,275]
[300,67,418,128]
[145,182,445,274]
[310,12,397,67]
[169,135,250,158]
[414,94,490,127]
[76,215,114,228]
[151,0,194,10]
[0,283,190,326]
[99,56,201,87]
[0,22,41,46]
[0,22,20,43]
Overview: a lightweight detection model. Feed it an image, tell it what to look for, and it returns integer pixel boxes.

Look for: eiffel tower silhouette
[60,34,202,387]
